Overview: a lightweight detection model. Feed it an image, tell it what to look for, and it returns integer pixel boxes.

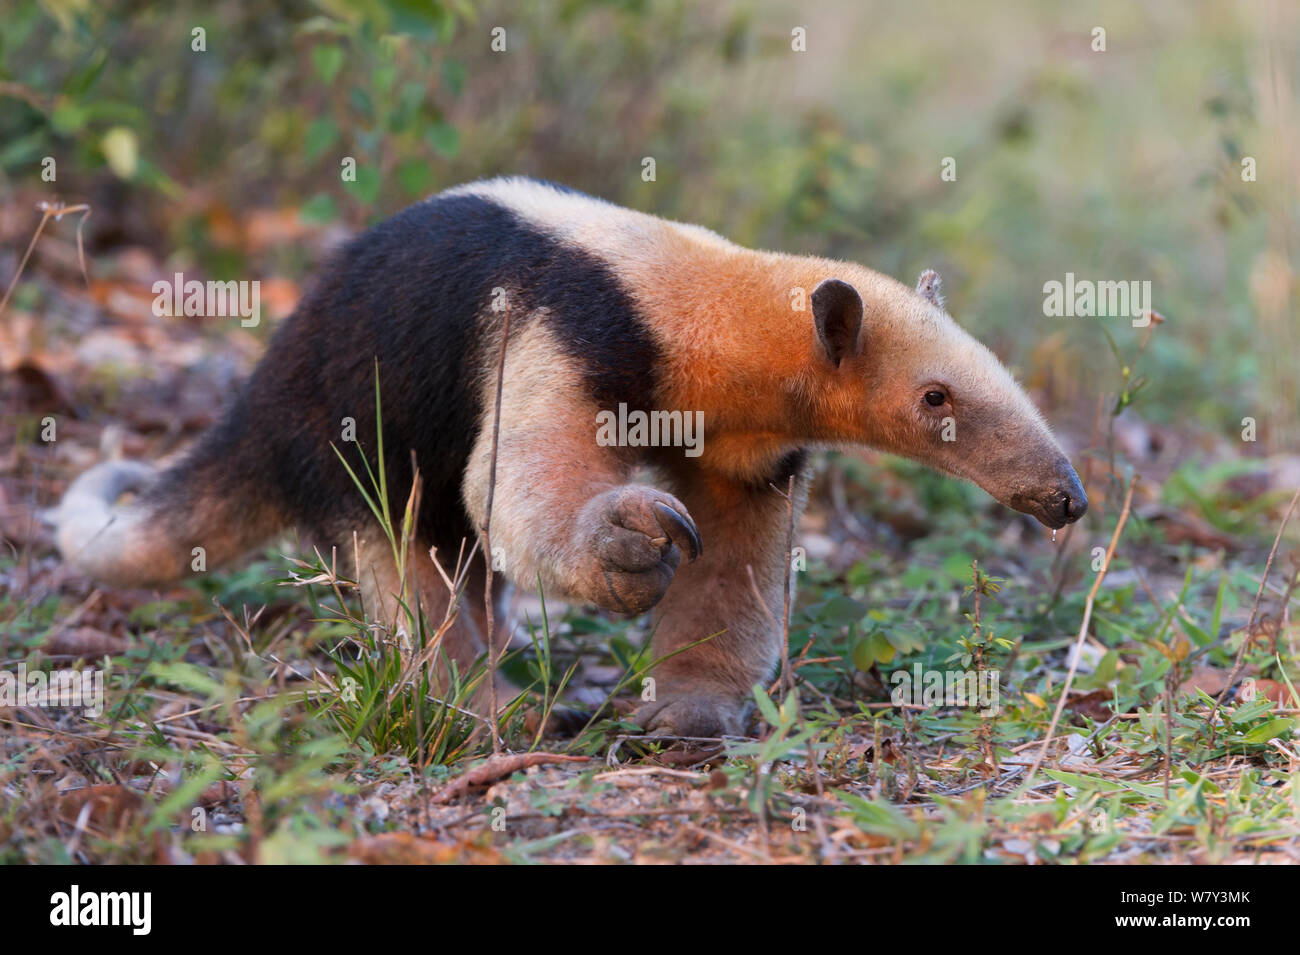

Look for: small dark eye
[924,390,947,407]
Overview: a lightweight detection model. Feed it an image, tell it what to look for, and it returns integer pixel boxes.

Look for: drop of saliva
[1052,529,1057,543]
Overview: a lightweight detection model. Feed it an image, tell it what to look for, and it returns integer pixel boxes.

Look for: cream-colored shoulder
[440,176,614,228]
[440,177,737,264]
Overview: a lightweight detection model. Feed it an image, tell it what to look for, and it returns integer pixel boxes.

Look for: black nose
[1050,462,1087,525]
[1059,481,1087,524]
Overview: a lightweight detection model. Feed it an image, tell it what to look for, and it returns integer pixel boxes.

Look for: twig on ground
[429,752,590,804]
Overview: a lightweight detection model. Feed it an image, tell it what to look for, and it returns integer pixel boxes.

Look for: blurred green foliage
[1,0,1295,441]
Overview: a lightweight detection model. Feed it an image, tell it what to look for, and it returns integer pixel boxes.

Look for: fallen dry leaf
[645,744,724,769]
[347,832,502,865]
[1065,688,1114,722]
[1178,665,1228,698]
[1137,506,1235,550]
[430,752,590,804]
[44,627,128,658]
[57,785,148,830]
[1244,679,1297,706]
[3,359,78,414]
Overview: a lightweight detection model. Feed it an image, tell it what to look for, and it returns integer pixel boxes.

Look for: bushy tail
[54,443,281,587]
[54,460,159,585]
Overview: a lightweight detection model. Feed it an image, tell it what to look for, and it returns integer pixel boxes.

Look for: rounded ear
[916,269,944,308]
[811,278,863,367]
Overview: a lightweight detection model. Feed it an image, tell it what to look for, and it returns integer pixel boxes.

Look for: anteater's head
[809,269,1086,530]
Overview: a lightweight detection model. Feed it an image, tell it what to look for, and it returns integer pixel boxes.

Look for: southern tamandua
[55,176,1087,737]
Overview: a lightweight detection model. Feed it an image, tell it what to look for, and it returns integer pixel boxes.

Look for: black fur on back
[153,184,662,553]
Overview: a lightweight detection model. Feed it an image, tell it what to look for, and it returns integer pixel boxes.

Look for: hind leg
[354,534,510,706]
[400,539,602,735]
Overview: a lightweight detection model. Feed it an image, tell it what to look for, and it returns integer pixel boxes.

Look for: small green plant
[311,603,484,765]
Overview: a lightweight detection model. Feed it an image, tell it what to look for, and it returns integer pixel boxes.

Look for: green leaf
[1238,718,1295,745]
[442,58,467,96]
[1045,769,1168,798]
[851,634,875,671]
[147,661,225,699]
[373,63,397,95]
[852,630,895,669]
[1043,769,1109,790]
[312,44,345,85]
[0,131,47,168]
[399,80,426,117]
[840,793,920,839]
[425,120,460,159]
[63,47,108,97]
[51,102,88,134]
[387,0,445,38]
[940,552,975,581]
[751,686,782,727]
[348,85,374,115]
[870,631,895,663]
[1179,769,1221,794]
[300,192,337,225]
[304,118,339,162]
[813,594,869,628]
[1227,698,1274,725]
[397,159,433,197]
[883,627,925,655]
[899,566,931,589]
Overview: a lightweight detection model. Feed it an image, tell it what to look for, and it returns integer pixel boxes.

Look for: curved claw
[652,501,703,561]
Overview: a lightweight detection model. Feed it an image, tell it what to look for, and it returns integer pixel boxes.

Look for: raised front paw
[633,694,748,738]
[576,484,702,614]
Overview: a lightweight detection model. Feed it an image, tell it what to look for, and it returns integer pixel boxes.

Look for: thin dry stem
[1023,476,1136,789]
[481,302,512,753]
[1208,485,1300,737]
[0,202,91,318]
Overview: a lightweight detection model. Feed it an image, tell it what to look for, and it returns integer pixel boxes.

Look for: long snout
[1031,458,1087,529]
[993,454,1088,529]
[1050,461,1088,526]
